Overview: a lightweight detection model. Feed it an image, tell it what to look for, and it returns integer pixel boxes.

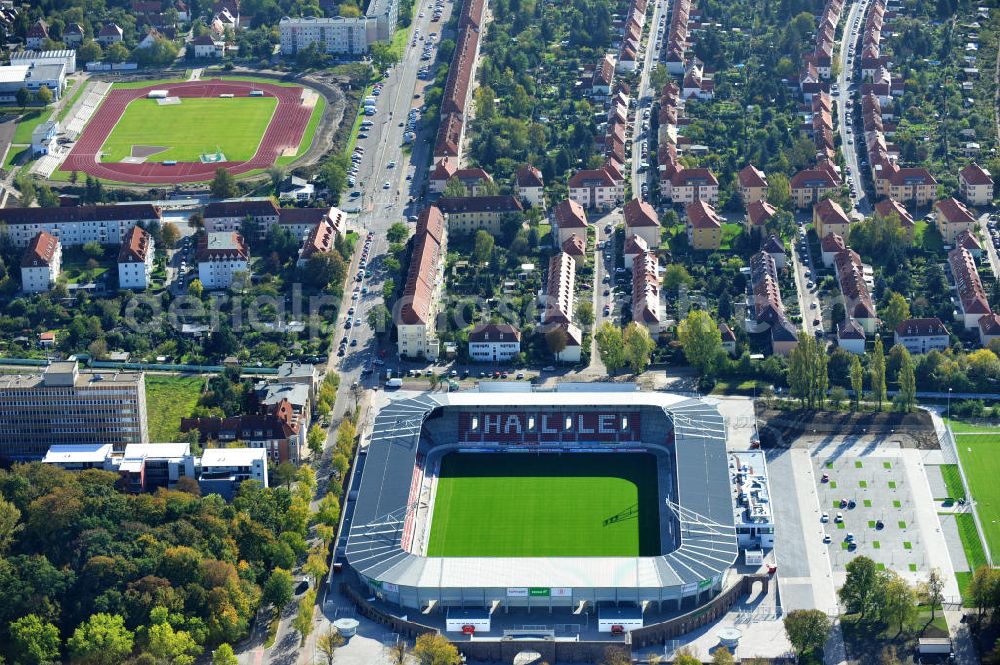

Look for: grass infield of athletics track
[99,97,278,163]
[426,452,661,557]
[955,433,1000,557]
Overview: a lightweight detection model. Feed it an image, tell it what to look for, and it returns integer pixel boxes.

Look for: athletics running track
[62,79,312,185]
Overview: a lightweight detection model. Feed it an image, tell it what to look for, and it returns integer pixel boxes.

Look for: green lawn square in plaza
[427,453,661,557]
[99,97,278,163]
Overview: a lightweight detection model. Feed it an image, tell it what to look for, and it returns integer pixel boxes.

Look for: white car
[821,512,829,523]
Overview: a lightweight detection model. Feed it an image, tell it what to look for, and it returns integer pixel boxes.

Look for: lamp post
[947,387,953,422]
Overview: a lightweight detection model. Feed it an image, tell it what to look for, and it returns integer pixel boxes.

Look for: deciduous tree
[879,571,917,635]
[67,613,135,665]
[839,556,882,619]
[262,568,294,611]
[677,310,721,376]
[412,633,461,665]
[316,627,345,665]
[871,336,887,411]
[783,609,830,659]
[595,321,626,372]
[210,168,238,199]
[850,355,864,410]
[212,644,238,665]
[10,614,61,665]
[623,321,656,374]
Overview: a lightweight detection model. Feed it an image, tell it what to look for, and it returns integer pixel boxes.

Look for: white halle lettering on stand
[476,412,625,435]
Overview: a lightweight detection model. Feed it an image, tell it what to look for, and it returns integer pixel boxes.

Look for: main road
[834,0,871,215]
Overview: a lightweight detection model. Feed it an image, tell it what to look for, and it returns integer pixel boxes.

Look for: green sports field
[99,97,278,163]
[955,432,1000,556]
[426,453,661,557]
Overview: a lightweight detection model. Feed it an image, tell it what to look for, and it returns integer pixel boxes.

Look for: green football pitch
[426,453,661,557]
[99,97,278,163]
[955,433,1000,556]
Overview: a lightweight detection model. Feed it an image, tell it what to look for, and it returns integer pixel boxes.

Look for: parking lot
[813,455,931,578]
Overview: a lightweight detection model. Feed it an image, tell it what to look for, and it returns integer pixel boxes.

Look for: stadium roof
[345,390,737,590]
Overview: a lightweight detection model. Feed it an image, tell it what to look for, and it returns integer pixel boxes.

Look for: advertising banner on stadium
[550,587,572,597]
[529,588,550,597]
[459,411,641,443]
[383,582,399,593]
[506,588,529,597]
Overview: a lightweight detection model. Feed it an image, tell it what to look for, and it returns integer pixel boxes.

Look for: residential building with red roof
[542,252,576,326]
[813,198,851,238]
[820,232,846,267]
[27,20,49,49]
[949,246,992,329]
[632,251,666,334]
[684,200,722,250]
[21,231,61,293]
[959,163,994,206]
[745,200,777,238]
[836,319,866,355]
[568,163,624,210]
[196,232,249,290]
[397,207,447,360]
[738,165,769,204]
[834,248,878,333]
[790,164,841,208]
[894,318,950,355]
[873,198,915,237]
[978,313,1000,347]
[117,225,155,290]
[668,168,719,205]
[515,165,545,208]
[295,217,338,268]
[468,323,521,363]
[438,195,523,235]
[623,234,649,271]
[877,167,937,206]
[562,234,587,259]
[623,199,661,247]
[933,197,977,245]
[181,399,301,462]
[553,199,588,246]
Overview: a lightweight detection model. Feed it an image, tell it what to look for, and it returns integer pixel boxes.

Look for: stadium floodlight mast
[665,499,735,538]
[353,497,425,546]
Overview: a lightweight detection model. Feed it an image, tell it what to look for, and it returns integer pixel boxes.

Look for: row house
[761,235,787,270]
[568,162,625,210]
[632,251,666,335]
[681,59,714,99]
[429,166,494,196]
[933,196,977,245]
[438,195,523,235]
[396,207,447,360]
[894,317,950,355]
[562,234,587,260]
[616,0,647,74]
[275,207,345,241]
[948,246,992,329]
[834,248,879,334]
[663,0,692,75]
[798,0,844,90]
[21,231,61,293]
[746,251,798,356]
[860,0,887,79]
[540,252,582,363]
[0,204,163,248]
[590,54,616,97]
[959,163,994,206]
[957,229,983,258]
[876,166,937,206]
[431,9,484,171]
[117,225,155,291]
[685,199,722,250]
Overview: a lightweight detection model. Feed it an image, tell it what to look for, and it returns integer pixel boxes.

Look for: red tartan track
[62,79,312,184]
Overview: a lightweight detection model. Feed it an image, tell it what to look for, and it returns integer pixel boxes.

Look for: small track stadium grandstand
[341,385,738,618]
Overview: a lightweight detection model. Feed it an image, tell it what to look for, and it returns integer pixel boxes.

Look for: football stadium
[342,386,740,632]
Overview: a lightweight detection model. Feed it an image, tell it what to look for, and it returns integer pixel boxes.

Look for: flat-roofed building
[42,443,113,470]
[0,361,148,460]
[118,442,195,493]
[199,447,269,500]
